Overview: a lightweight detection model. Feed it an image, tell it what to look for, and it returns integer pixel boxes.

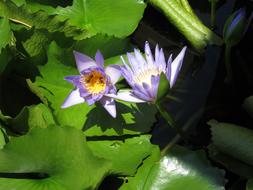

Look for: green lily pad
[247,179,253,190]
[0,103,55,134]
[0,127,5,149]
[87,135,157,175]
[208,119,253,167]
[84,101,157,136]
[120,145,225,190]
[0,125,110,190]
[56,0,146,38]
[0,18,13,53]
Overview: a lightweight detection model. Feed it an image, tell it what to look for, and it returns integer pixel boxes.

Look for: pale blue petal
[73,51,97,72]
[170,46,187,87]
[95,50,104,68]
[61,89,84,108]
[100,97,116,118]
[105,90,146,103]
[145,41,155,66]
[105,65,121,84]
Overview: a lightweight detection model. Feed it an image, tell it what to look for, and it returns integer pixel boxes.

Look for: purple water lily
[61,50,121,118]
[106,42,186,103]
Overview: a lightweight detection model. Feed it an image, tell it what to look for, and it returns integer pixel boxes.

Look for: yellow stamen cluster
[81,70,106,94]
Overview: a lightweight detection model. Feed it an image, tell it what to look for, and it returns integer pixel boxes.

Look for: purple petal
[157,48,166,72]
[64,76,80,85]
[105,90,145,103]
[95,50,104,68]
[134,49,146,69]
[145,41,154,66]
[127,53,139,74]
[142,82,154,99]
[169,46,187,87]
[73,51,97,72]
[61,89,84,108]
[105,65,121,84]
[155,44,159,62]
[85,96,96,106]
[132,90,152,102]
[165,54,173,82]
[151,75,160,98]
[100,97,116,118]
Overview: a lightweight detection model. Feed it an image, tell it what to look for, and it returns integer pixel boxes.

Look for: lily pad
[84,101,157,136]
[56,0,146,38]
[120,145,225,190]
[247,179,253,190]
[0,103,55,134]
[87,135,157,175]
[208,119,253,167]
[0,125,110,190]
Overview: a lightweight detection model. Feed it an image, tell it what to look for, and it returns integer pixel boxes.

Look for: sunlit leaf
[87,135,157,175]
[56,0,146,38]
[0,125,110,190]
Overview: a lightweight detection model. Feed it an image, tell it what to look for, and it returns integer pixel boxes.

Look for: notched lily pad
[0,125,110,190]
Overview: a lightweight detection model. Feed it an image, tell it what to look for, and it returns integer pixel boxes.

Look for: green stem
[180,0,203,25]
[156,102,186,138]
[148,0,223,52]
[210,0,216,29]
[225,44,232,83]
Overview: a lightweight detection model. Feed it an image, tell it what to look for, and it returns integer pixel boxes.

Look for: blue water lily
[106,42,187,103]
[61,50,121,118]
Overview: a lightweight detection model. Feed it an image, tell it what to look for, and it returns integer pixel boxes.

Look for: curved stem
[225,44,232,84]
[156,102,186,139]
[149,0,223,52]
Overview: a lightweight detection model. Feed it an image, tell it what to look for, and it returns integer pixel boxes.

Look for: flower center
[81,70,107,94]
[133,67,161,86]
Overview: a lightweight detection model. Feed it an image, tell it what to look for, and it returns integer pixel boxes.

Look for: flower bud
[223,8,247,46]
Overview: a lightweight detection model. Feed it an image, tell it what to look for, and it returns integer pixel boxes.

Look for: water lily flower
[61,50,121,118]
[106,42,187,103]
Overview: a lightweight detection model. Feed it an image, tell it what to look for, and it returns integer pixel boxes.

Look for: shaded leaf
[243,96,253,119]
[84,101,157,136]
[0,17,13,53]
[208,144,253,178]
[0,125,110,190]
[0,127,5,149]
[0,103,55,134]
[247,179,253,190]
[208,119,253,167]
[22,29,49,57]
[87,135,157,175]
